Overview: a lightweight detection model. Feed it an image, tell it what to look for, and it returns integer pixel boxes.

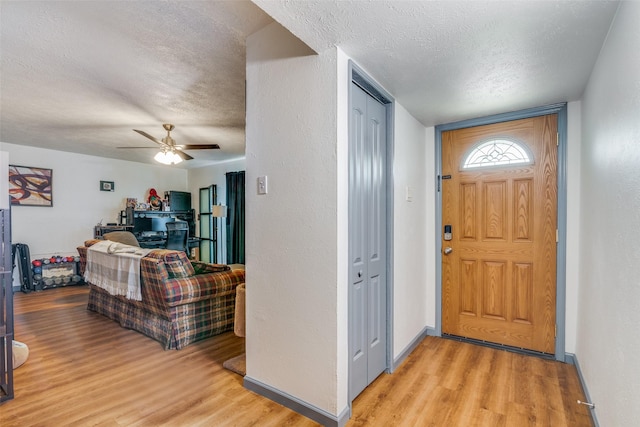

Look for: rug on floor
[13,340,29,368]
[223,353,246,376]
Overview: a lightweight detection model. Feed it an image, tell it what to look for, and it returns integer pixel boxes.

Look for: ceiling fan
[119,124,220,163]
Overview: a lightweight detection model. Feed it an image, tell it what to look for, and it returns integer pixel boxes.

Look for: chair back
[165,221,189,253]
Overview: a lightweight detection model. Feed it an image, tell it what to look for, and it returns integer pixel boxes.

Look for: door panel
[199,186,216,263]
[349,82,387,399]
[442,115,557,353]
[366,87,387,383]
[351,280,366,364]
[199,186,213,263]
[367,90,387,384]
[350,86,368,397]
[368,273,385,373]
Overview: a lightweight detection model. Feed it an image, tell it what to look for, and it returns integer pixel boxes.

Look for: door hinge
[555,324,557,338]
[556,229,559,243]
[556,132,559,147]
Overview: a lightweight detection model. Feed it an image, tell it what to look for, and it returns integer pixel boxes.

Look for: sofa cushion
[145,249,195,278]
[103,231,140,247]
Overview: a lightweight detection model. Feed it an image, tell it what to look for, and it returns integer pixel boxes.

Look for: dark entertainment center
[93,191,199,251]
[124,207,198,249]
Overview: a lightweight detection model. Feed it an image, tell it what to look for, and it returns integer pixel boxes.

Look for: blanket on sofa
[85,241,152,300]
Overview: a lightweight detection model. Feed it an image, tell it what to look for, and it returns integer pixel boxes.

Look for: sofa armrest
[140,255,245,307]
[77,240,102,275]
[192,261,230,275]
[160,269,245,307]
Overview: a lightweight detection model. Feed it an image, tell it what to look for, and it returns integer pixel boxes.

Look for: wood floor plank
[349,337,593,427]
[1,287,593,426]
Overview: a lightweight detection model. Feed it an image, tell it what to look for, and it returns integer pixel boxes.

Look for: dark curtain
[225,171,245,264]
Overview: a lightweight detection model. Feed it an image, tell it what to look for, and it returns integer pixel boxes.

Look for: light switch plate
[406,185,413,202]
[257,176,268,194]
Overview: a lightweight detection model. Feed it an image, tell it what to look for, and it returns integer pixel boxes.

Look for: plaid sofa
[77,239,245,350]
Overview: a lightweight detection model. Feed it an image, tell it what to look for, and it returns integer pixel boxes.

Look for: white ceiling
[257,0,620,125]
[0,1,619,168]
[0,1,273,168]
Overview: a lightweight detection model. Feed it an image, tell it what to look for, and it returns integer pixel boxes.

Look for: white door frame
[434,103,568,362]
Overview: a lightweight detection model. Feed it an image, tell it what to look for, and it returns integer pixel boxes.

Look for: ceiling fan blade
[175,150,194,161]
[117,146,162,149]
[133,129,165,146]
[178,144,220,150]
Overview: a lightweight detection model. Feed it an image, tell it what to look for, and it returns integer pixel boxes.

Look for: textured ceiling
[0,1,273,168]
[256,0,619,126]
[1,1,619,167]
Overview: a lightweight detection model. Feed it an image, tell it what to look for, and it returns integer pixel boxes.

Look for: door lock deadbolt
[444,225,452,241]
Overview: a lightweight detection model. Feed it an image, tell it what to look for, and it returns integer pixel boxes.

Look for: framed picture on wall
[100,180,115,192]
[8,165,53,207]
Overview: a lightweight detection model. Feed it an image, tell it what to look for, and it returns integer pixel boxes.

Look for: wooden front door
[442,115,557,353]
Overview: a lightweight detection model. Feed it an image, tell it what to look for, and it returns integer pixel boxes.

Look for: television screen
[169,191,191,211]
[132,217,152,234]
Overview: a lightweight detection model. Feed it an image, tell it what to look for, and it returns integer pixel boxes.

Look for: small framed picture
[100,181,115,192]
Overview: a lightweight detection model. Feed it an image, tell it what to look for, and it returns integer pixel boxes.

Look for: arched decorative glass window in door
[461,138,534,170]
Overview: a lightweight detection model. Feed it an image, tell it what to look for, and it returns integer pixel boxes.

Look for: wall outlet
[257,176,268,194]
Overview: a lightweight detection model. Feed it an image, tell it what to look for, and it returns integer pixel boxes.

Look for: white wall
[0,152,9,210]
[246,21,343,415]
[392,104,432,357]
[1,142,187,258]
[245,19,436,419]
[336,48,350,413]
[577,2,640,425]
[565,100,582,354]
[424,128,437,328]
[188,158,245,209]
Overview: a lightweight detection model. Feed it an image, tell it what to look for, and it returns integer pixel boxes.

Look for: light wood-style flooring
[1,286,592,426]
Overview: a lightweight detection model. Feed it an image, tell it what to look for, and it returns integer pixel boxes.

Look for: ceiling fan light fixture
[170,152,183,164]
[154,150,183,165]
[128,124,216,163]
